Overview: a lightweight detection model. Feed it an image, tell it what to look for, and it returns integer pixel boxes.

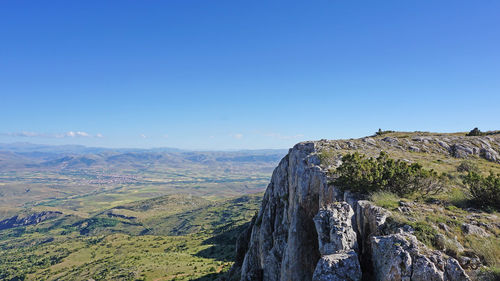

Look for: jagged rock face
[313,203,361,281]
[313,202,357,255]
[240,143,326,281]
[371,233,471,281]
[235,142,471,281]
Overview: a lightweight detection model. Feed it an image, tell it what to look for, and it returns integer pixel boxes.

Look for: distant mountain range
[0,142,286,154]
[0,142,183,154]
[0,142,288,171]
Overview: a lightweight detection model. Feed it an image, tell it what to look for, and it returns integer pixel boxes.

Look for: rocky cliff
[226,134,500,281]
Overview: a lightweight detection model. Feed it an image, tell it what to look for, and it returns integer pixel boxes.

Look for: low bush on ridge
[466,127,484,136]
[463,171,500,210]
[333,152,445,197]
[375,128,396,136]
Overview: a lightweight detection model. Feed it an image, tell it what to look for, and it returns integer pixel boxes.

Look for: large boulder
[480,148,499,162]
[450,144,475,158]
[371,233,470,281]
[461,223,490,237]
[371,233,413,281]
[312,251,362,281]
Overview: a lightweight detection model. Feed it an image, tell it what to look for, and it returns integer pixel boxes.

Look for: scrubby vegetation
[468,237,500,270]
[0,194,261,281]
[457,161,480,173]
[369,191,399,209]
[465,127,500,136]
[463,171,500,210]
[333,152,445,197]
[316,133,500,279]
[466,127,484,136]
[375,128,396,136]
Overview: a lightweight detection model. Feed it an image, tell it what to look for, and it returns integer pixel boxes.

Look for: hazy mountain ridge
[0,142,287,171]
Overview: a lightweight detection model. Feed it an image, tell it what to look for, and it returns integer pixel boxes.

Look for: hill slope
[0,194,261,281]
[227,132,500,281]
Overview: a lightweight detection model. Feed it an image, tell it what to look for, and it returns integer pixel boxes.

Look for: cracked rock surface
[228,140,473,281]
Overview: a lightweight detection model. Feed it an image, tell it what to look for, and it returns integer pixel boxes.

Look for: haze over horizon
[1,1,499,149]
[0,141,290,152]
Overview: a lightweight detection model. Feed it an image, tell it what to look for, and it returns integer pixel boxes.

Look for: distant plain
[0,143,284,280]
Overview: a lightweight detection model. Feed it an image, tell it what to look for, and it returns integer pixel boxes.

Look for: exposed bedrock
[231,142,470,281]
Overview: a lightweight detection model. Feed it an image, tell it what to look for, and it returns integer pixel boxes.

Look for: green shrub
[457,161,479,173]
[407,221,438,248]
[447,188,470,208]
[463,171,500,210]
[466,127,484,136]
[375,128,395,136]
[333,152,444,197]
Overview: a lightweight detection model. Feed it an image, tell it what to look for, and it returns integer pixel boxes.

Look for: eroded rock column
[312,202,362,281]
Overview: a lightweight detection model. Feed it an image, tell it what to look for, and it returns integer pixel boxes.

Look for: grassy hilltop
[316,130,500,280]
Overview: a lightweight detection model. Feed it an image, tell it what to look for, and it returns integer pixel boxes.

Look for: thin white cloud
[232,133,244,139]
[96,133,104,138]
[140,134,147,139]
[2,131,98,138]
[163,134,169,139]
[5,131,44,137]
[63,131,90,138]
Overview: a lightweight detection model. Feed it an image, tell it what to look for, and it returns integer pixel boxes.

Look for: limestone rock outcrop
[229,141,472,281]
[313,202,357,255]
[371,232,471,281]
[312,251,361,281]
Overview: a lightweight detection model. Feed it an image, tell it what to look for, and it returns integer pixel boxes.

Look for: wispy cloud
[1,131,100,138]
[232,133,244,139]
[60,131,89,138]
[5,131,44,137]
[140,134,147,139]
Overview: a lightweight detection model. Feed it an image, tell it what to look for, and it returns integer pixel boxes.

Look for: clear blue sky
[1,1,499,150]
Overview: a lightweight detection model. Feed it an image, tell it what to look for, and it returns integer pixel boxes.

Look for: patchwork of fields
[0,146,281,280]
